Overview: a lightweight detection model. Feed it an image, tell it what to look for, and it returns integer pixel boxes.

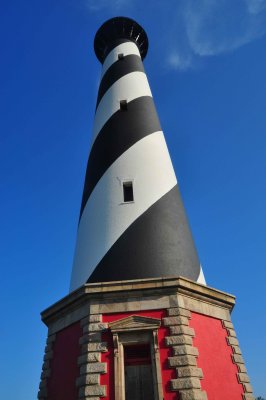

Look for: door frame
[109,315,164,400]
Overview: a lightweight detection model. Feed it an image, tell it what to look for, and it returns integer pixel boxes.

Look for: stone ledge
[163,316,189,326]
[170,326,195,336]
[79,385,106,397]
[176,367,203,378]
[179,389,207,400]
[171,377,201,390]
[41,277,235,327]
[80,363,107,375]
[169,355,197,367]
[167,308,191,318]
[76,374,100,386]
[172,345,199,357]
[166,335,193,346]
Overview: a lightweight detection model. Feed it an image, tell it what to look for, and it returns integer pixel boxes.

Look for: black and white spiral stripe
[70,40,205,292]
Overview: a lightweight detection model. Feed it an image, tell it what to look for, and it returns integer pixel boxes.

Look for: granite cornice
[41,276,235,326]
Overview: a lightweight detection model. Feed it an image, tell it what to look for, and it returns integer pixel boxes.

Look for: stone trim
[41,277,236,328]
[222,320,255,400]
[38,333,57,399]
[76,314,107,399]
[164,307,207,400]
[109,314,161,332]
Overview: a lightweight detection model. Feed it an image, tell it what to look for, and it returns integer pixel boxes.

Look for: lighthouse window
[118,53,124,60]
[123,181,134,202]
[120,100,128,111]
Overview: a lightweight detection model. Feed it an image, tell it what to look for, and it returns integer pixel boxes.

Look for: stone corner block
[43,350,53,361]
[79,384,106,398]
[226,336,239,346]
[172,345,199,357]
[169,355,197,368]
[166,335,193,347]
[242,394,255,400]
[242,383,253,393]
[79,397,100,400]
[37,387,47,398]
[79,332,102,345]
[169,326,195,336]
[237,373,250,383]
[46,334,56,344]
[176,366,203,379]
[78,352,101,365]
[76,373,100,387]
[80,362,107,375]
[222,320,234,329]
[171,377,201,390]
[232,354,244,364]
[179,389,208,400]
[83,323,108,334]
[167,308,191,318]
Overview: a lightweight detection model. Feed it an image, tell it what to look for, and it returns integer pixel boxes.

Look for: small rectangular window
[120,100,128,111]
[118,53,124,60]
[123,181,134,202]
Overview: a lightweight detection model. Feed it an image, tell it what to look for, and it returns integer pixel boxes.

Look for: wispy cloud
[85,0,266,71]
[245,0,266,14]
[167,52,193,71]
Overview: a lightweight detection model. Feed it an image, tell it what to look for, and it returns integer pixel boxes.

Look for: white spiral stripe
[101,42,141,77]
[92,71,152,142]
[70,131,177,292]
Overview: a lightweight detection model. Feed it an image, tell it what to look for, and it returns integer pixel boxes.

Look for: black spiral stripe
[79,96,161,219]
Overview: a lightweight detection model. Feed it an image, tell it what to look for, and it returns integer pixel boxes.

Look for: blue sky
[1,0,266,398]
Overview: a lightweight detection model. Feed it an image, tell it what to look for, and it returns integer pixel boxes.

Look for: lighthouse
[38,17,254,400]
[70,17,205,292]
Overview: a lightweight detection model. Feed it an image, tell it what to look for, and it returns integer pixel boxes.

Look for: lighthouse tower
[38,17,254,400]
[70,17,205,292]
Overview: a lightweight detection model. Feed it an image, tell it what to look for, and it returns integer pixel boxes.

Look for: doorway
[124,344,154,400]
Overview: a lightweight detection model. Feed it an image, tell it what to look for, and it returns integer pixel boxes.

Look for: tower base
[38,277,254,400]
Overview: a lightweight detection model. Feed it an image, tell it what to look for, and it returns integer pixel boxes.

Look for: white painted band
[92,71,152,142]
[70,131,177,291]
[101,41,141,77]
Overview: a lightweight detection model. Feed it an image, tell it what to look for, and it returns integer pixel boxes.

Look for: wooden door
[124,344,154,400]
[125,364,154,400]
